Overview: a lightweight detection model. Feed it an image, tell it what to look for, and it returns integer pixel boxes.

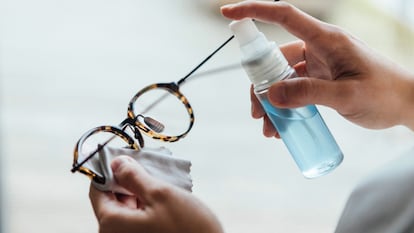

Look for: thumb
[111,156,157,199]
[268,77,353,110]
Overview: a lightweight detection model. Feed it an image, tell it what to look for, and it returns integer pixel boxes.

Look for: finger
[263,115,280,138]
[89,183,149,232]
[275,131,280,139]
[115,193,141,209]
[111,156,158,202]
[89,184,118,219]
[221,1,325,42]
[250,85,265,118]
[268,77,355,110]
[279,41,305,67]
[292,61,308,77]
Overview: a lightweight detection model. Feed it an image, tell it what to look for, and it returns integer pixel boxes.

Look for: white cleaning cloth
[82,146,193,195]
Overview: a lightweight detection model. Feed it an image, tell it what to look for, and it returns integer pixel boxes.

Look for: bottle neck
[241,43,295,90]
[253,66,296,92]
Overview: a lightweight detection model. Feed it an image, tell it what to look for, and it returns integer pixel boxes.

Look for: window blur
[0,0,413,232]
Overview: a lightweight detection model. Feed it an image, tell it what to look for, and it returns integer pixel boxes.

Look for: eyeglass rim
[127,82,195,142]
[72,125,140,184]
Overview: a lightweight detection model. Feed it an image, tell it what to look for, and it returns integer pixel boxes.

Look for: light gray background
[1,0,413,232]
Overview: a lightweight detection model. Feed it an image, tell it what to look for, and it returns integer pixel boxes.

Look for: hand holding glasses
[71,36,234,185]
[71,0,279,185]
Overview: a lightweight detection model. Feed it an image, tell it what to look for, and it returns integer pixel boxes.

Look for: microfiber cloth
[82,146,193,195]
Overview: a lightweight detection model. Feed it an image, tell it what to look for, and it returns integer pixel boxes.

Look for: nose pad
[143,116,165,133]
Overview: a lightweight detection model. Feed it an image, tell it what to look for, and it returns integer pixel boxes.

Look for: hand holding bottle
[229,18,343,178]
[221,1,414,134]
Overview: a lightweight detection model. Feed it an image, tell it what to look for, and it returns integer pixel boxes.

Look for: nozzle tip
[229,18,260,46]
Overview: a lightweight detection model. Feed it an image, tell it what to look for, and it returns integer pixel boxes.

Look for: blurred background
[1,0,413,232]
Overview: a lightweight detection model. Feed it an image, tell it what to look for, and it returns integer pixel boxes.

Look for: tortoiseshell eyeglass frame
[71,0,280,184]
[127,82,195,142]
[73,125,140,184]
[71,82,195,184]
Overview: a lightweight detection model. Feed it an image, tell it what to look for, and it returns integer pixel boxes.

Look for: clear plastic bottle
[230,19,343,178]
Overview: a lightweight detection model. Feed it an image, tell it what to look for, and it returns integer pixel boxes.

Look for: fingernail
[220,3,236,13]
[269,84,287,106]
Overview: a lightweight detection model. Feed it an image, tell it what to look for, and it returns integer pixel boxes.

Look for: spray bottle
[230,19,343,178]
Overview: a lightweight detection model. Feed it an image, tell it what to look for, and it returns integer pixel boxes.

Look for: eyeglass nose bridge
[120,117,145,148]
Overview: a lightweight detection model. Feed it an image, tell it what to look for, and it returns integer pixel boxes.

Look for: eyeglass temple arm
[176,0,279,86]
[177,35,235,86]
[72,0,280,173]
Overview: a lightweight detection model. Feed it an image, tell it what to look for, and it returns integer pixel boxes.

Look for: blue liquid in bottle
[257,91,343,178]
[230,18,343,178]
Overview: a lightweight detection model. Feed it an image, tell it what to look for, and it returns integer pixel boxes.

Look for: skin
[89,156,224,233]
[89,2,414,232]
[222,1,414,138]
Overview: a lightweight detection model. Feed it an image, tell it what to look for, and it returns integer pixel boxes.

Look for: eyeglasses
[71,35,235,184]
[71,0,280,184]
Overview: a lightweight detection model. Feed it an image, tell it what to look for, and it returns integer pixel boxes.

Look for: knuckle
[325,25,354,48]
[117,162,136,179]
[276,2,295,24]
[114,162,140,188]
[307,79,320,99]
[148,185,173,202]
[293,78,315,101]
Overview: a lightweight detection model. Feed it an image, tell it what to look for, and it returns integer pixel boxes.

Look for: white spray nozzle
[229,18,270,59]
[229,18,261,46]
[229,18,289,85]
